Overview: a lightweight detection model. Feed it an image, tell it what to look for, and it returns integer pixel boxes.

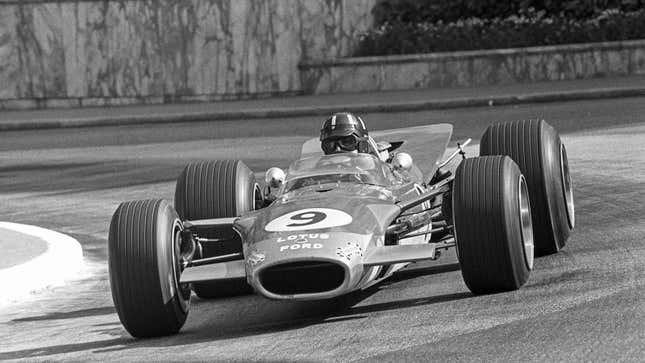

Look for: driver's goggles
[322,136,359,153]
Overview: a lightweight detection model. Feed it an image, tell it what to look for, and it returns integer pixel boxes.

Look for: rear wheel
[175,160,259,298]
[480,119,574,256]
[108,199,190,338]
[453,156,533,294]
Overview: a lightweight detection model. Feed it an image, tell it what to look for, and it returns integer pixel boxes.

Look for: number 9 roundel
[265,208,353,232]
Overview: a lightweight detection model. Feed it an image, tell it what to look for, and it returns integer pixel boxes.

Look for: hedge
[373,0,645,25]
[356,8,645,56]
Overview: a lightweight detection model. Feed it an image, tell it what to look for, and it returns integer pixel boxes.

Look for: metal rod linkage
[398,205,440,218]
[397,178,452,212]
[196,237,227,243]
[435,237,456,250]
[436,138,472,169]
[398,226,452,239]
[187,252,243,267]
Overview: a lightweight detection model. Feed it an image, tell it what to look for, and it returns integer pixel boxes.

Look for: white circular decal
[265,208,352,232]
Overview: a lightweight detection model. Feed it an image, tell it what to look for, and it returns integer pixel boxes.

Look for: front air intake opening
[259,261,345,295]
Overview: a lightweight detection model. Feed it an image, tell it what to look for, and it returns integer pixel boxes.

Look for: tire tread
[174,160,255,298]
[454,156,529,293]
[481,120,568,256]
[109,199,187,337]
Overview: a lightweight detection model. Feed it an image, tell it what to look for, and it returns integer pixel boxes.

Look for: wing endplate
[363,244,437,266]
[180,260,246,283]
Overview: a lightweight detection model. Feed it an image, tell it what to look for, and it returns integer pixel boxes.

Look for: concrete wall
[2,1,643,109]
[300,40,645,94]
[0,0,376,108]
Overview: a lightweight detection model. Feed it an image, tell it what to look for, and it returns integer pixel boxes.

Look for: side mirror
[392,152,413,171]
[265,167,285,189]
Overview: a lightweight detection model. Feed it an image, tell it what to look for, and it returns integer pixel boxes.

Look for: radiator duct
[259,261,345,295]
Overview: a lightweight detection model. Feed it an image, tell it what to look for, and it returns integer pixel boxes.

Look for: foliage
[372,0,645,25]
[356,8,645,56]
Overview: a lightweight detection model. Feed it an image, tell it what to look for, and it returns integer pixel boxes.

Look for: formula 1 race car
[108,119,575,338]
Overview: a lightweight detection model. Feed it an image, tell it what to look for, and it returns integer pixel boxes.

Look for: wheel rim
[560,144,575,229]
[253,183,263,210]
[172,220,191,313]
[518,176,534,270]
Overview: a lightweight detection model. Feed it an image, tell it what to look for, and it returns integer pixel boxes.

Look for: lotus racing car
[108,120,575,338]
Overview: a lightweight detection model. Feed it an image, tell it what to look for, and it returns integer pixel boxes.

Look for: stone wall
[300,40,645,94]
[0,0,376,107]
[3,2,643,110]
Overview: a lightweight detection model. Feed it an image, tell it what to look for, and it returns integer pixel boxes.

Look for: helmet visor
[322,135,359,154]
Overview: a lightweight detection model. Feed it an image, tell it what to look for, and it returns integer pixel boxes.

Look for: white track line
[0,222,83,307]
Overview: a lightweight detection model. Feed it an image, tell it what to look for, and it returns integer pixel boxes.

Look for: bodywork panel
[180,260,245,284]
[181,125,453,300]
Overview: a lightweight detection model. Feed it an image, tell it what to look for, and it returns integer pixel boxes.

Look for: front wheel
[453,156,534,294]
[108,199,190,338]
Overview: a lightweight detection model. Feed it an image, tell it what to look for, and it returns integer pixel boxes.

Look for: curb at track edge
[0,222,84,307]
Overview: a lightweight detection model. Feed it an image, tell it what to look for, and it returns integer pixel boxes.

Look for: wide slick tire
[108,199,190,338]
[453,156,534,294]
[480,119,574,256]
[175,160,260,221]
[175,160,259,299]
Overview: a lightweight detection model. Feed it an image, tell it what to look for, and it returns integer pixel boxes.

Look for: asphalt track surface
[0,97,644,361]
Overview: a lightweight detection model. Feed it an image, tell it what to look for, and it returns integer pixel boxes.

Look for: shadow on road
[0,263,470,360]
[0,338,131,360]
[10,306,116,323]
[386,263,462,283]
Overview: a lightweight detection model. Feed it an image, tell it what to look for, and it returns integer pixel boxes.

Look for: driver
[320,112,388,161]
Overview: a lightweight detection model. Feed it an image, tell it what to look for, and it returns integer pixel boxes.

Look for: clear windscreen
[300,124,453,178]
[283,172,383,192]
[283,154,390,192]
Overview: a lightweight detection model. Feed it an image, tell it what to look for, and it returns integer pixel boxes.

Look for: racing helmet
[320,112,368,154]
